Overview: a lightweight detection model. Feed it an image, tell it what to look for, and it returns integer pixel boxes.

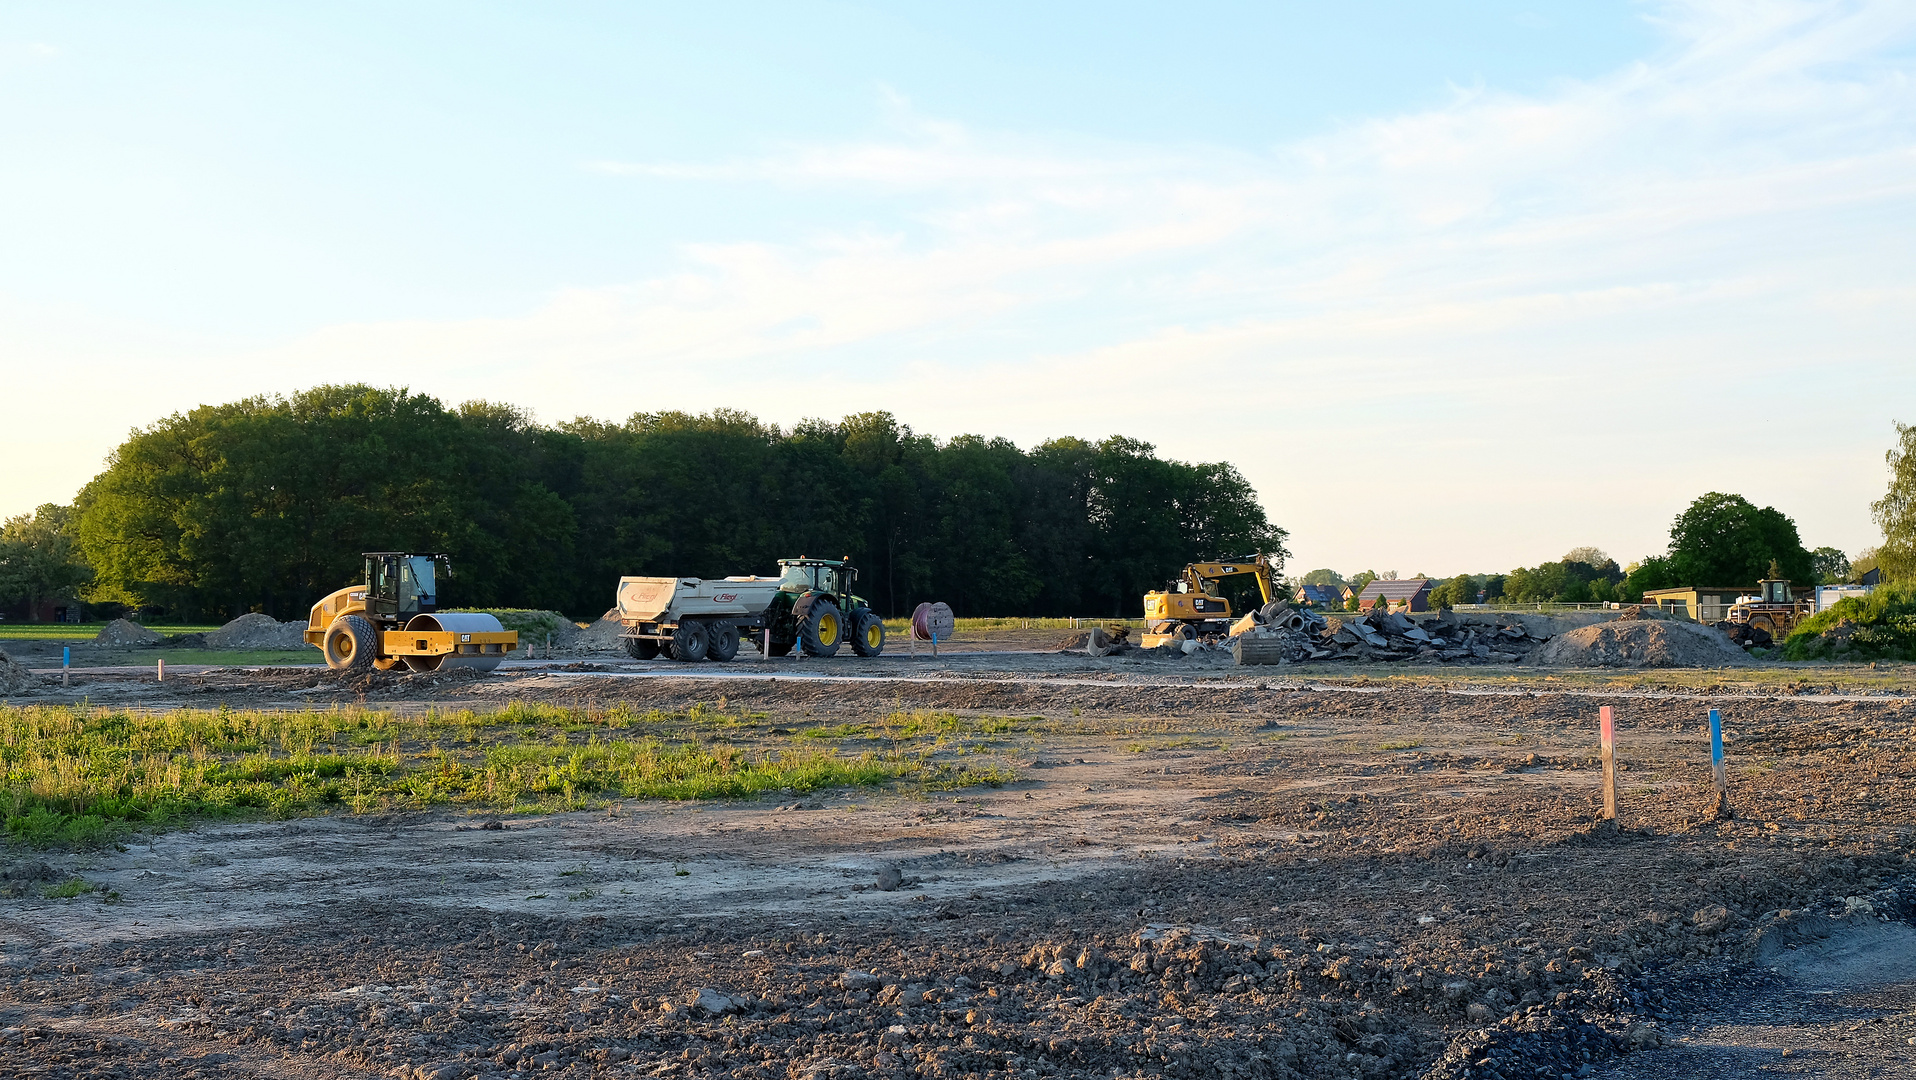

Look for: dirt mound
[0,647,36,693]
[95,618,162,647]
[1534,619,1750,668]
[206,613,311,650]
[568,609,629,654]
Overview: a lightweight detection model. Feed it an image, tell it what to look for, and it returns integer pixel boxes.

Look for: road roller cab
[305,552,518,673]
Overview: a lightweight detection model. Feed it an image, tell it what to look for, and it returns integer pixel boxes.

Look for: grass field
[0,623,222,641]
[0,701,1017,846]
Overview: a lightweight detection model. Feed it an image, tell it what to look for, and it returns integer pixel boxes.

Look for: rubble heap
[1235,607,1549,666]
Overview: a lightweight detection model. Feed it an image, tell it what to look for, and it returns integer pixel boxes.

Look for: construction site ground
[4,633,1916,1079]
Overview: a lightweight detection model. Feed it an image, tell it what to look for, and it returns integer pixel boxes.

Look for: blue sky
[4,2,1912,579]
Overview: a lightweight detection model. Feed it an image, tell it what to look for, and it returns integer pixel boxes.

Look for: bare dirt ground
[5,652,1916,1079]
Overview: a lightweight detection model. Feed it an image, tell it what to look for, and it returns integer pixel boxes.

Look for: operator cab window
[407,556,437,608]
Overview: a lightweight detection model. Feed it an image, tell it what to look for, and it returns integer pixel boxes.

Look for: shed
[1641,586,1753,623]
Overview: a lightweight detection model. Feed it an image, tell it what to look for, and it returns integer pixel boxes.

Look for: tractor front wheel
[671,621,710,663]
[851,609,885,657]
[623,636,660,660]
[800,600,844,657]
[323,615,377,672]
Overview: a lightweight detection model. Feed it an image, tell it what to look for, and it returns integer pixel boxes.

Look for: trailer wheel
[800,600,844,657]
[707,623,740,662]
[671,621,710,662]
[623,636,659,660]
[323,615,377,672]
[851,609,885,657]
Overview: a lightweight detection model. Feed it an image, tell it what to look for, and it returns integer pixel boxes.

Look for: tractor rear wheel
[851,609,885,657]
[323,615,377,672]
[671,621,710,663]
[623,636,659,660]
[708,623,740,662]
[800,600,844,657]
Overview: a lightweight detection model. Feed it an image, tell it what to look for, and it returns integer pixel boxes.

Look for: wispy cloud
[12,1,1916,572]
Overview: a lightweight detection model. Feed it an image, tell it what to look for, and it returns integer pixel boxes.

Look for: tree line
[8,385,1286,622]
[1295,489,1872,611]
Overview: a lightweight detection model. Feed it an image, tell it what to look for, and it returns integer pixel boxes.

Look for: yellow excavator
[305,552,518,673]
[1141,555,1278,647]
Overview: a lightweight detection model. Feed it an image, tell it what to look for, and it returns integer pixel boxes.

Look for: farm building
[1352,578,1433,612]
[1294,584,1342,607]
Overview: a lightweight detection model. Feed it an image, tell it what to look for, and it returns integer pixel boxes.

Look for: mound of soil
[0,646,36,693]
[205,613,311,650]
[94,618,162,647]
[568,609,629,654]
[1534,619,1750,668]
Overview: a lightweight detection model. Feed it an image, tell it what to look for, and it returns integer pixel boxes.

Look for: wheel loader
[614,555,885,662]
[1726,578,1813,638]
[305,552,518,673]
[1141,555,1278,647]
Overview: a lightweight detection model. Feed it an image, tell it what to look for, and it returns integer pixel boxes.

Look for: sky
[3,1,1913,580]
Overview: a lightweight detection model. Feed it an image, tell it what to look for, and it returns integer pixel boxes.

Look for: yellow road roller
[305,552,518,673]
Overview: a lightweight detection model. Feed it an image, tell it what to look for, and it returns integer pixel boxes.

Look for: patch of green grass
[0,701,1014,846]
[0,624,221,641]
[43,878,91,898]
[1378,740,1424,751]
[794,723,874,741]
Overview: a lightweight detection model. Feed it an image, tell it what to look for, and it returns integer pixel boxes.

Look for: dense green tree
[1668,492,1813,586]
[1874,422,1916,583]
[1810,547,1851,585]
[0,505,92,619]
[1619,556,1677,602]
[67,389,1286,620]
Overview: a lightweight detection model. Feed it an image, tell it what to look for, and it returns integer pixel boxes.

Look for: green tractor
[764,556,886,658]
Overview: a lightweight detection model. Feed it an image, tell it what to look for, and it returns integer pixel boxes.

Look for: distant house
[1354,578,1433,612]
[1295,584,1342,607]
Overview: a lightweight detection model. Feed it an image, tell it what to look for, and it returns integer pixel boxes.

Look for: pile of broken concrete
[1235,607,1550,665]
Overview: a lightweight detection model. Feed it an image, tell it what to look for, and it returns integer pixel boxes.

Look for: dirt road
[3,660,1915,1079]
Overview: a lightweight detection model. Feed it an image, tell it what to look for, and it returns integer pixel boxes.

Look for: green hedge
[454,609,578,643]
[1783,585,1916,662]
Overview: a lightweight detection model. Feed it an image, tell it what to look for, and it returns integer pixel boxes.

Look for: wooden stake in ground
[1709,707,1732,820]
[1599,705,1617,821]
[157,658,165,683]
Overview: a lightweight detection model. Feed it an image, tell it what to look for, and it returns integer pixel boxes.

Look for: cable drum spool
[402,612,510,672]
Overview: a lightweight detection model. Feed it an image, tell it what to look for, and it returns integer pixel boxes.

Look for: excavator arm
[1179,555,1277,605]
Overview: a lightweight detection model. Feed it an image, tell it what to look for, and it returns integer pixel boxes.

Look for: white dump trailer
[615,556,886,662]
